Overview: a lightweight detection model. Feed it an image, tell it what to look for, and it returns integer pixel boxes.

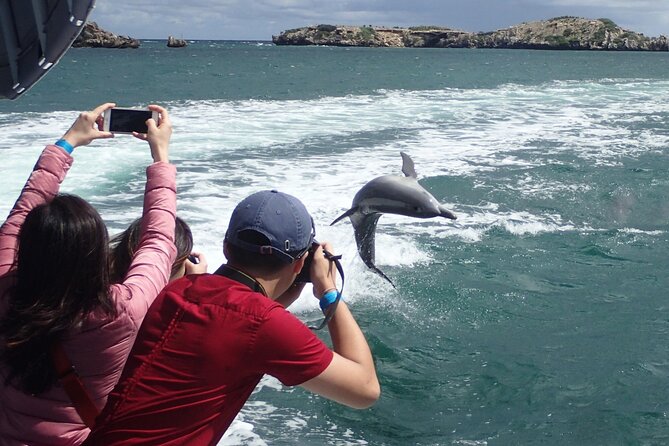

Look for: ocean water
[2,42,669,445]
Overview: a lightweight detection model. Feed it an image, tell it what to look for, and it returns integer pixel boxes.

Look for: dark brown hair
[110,216,193,283]
[225,230,300,274]
[0,194,115,394]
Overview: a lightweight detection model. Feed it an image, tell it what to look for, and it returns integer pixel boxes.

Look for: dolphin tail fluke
[330,207,358,226]
[351,213,395,287]
[439,205,457,220]
[368,265,396,288]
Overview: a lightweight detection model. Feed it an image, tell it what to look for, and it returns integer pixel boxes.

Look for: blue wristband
[55,139,74,154]
[319,290,339,312]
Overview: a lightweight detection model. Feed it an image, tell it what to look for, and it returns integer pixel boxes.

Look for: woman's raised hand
[132,104,172,163]
[61,102,115,148]
[185,252,208,275]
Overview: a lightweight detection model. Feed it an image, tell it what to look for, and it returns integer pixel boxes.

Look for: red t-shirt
[84,273,334,446]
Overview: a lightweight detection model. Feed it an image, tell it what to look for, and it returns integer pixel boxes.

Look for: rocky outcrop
[167,36,187,48]
[73,22,140,49]
[273,18,669,51]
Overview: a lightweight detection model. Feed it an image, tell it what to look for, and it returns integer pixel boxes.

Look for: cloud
[88,0,669,40]
[549,0,659,8]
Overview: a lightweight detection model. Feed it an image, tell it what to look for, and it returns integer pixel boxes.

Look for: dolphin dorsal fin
[400,152,417,178]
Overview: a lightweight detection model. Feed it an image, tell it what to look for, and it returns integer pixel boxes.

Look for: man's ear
[223,241,230,261]
[293,251,308,274]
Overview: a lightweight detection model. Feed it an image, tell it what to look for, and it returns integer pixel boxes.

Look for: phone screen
[109,109,152,133]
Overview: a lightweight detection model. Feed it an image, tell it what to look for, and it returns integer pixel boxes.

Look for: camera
[102,108,158,134]
[294,241,336,283]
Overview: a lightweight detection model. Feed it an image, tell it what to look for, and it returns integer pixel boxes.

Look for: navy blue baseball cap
[225,190,315,263]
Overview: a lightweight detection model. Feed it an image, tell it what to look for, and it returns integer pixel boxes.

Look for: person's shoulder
[168,273,277,310]
[164,273,225,298]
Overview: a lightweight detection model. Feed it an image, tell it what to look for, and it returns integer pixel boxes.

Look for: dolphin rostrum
[331,152,457,286]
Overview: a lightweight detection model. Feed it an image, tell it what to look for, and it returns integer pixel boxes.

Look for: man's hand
[310,241,338,298]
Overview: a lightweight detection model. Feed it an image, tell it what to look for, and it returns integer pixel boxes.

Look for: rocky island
[73,22,140,48]
[273,17,668,51]
[167,36,188,48]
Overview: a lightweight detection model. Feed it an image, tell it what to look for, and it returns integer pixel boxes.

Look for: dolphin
[331,152,457,286]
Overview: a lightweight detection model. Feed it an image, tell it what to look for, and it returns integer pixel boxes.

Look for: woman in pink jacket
[0,103,177,445]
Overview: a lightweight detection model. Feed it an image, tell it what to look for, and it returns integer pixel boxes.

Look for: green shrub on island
[357,26,376,41]
[408,25,446,31]
[598,18,618,31]
[550,16,579,22]
[546,35,570,47]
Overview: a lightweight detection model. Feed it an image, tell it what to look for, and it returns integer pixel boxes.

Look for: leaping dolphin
[331,152,457,286]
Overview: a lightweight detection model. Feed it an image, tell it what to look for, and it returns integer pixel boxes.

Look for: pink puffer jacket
[0,145,177,446]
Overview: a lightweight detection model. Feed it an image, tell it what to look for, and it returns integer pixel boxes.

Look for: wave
[2,79,666,290]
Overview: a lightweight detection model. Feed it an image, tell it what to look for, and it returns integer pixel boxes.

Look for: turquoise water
[1,42,669,445]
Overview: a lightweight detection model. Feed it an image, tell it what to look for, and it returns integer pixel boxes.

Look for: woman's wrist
[61,130,82,148]
[151,147,169,163]
[55,138,74,154]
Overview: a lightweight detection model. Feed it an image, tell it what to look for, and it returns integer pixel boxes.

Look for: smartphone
[102,108,158,134]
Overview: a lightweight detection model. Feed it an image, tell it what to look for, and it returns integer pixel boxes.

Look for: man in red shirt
[85,190,380,445]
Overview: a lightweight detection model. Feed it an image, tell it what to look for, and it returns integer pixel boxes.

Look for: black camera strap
[309,251,345,331]
[214,264,268,297]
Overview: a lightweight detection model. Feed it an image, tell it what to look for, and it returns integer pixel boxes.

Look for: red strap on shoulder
[50,342,99,428]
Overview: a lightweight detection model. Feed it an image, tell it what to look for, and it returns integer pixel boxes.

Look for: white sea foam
[219,419,267,446]
[618,228,666,235]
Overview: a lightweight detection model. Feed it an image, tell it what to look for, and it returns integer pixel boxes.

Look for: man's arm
[300,241,380,409]
[274,282,306,308]
[300,300,380,409]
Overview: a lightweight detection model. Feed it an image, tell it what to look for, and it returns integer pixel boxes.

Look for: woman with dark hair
[0,103,176,445]
[110,216,207,283]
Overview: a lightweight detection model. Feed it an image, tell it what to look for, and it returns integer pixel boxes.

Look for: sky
[89,0,669,41]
